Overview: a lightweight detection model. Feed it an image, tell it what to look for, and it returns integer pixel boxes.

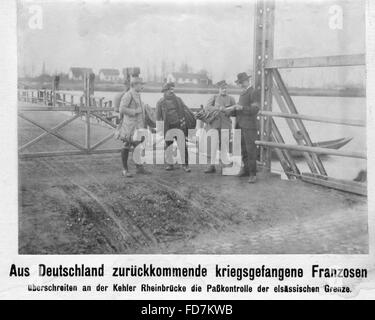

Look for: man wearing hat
[156,82,193,172]
[118,76,150,177]
[233,72,261,183]
[203,80,236,173]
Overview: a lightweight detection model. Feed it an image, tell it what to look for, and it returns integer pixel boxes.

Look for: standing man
[118,77,150,177]
[234,72,260,183]
[204,80,236,173]
[156,82,193,172]
[113,79,130,124]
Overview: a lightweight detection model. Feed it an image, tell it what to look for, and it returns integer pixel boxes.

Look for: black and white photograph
[15,0,368,256]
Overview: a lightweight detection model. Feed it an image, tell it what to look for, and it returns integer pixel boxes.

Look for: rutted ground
[19,155,368,254]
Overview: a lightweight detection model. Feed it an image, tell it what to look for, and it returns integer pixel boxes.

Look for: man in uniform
[203,80,236,173]
[234,72,260,183]
[118,77,149,177]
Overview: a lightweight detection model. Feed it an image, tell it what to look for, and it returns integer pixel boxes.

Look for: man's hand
[234,104,243,111]
[135,107,143,114]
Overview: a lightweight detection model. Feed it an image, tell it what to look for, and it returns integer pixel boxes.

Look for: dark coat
[156,94,195,134]
[236,86,261,129]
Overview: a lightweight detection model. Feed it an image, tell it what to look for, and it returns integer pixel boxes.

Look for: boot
[237,167,249,177]
[248,175,257,184]
[204,165,216,174]
[122,170,133,178]
[165,164,174,171]
[182,165,191,173]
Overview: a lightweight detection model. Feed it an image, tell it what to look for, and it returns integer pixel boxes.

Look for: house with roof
[122,67,141,81]
[166,72,210,86]
[98,69,120,82]
[68,67,93,81]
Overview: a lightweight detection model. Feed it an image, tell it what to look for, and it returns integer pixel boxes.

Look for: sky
[17,0,365,85]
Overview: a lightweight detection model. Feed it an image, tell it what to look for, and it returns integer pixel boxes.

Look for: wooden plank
[265,54,365,69]
[273,69,327,175]
[19,148,122,159]
[271,82,319,174]
[260,110,366,127]
[19,106,77,112]
[255,141,366,159]
[301,173,367,196]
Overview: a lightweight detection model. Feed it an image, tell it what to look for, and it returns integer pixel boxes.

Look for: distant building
[122,67,141,81]
[167,72,210,86]
[98,69,120,82]
[68,67,93,81]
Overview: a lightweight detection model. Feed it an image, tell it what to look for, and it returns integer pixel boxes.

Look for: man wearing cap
[203,80,236,173]
[233,72,261,183]
[156,82,192,172]
[118,76,150,177]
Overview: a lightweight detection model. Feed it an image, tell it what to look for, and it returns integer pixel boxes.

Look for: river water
[62,90,367,180]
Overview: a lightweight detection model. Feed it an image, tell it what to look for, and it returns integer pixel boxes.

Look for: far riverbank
[18,79,365,97]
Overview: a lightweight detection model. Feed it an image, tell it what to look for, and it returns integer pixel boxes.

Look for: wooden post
[52,76,60,106]
[253,0,275,173]
[83,72,95,151]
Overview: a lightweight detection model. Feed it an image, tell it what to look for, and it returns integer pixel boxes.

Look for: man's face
[240,79,250,89]
[165,88,174,97]
[134,83,143,92]
[219,86,227,95]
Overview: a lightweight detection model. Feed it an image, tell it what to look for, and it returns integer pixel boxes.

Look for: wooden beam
[265,54,365,69]
[301,173,367,196]
[19,106,77,112]
[90,132,115,151]
[260,111,366,127]
[271,118,300,176]
[255,141,366,159]
[273,69,327,175]
[19,148,122,159]
[91,112,117,128]
[271,81,319,174]
[270,133,294,179]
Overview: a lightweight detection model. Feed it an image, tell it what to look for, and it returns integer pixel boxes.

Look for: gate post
[253,0,275,172]
[83,72,95,151]
[52,75,60,106]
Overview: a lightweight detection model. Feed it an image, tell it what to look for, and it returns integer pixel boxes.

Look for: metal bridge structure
[253,0,366,195]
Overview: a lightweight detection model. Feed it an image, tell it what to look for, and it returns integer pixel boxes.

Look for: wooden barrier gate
[18,73,120,158]
[253,0,366,195]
